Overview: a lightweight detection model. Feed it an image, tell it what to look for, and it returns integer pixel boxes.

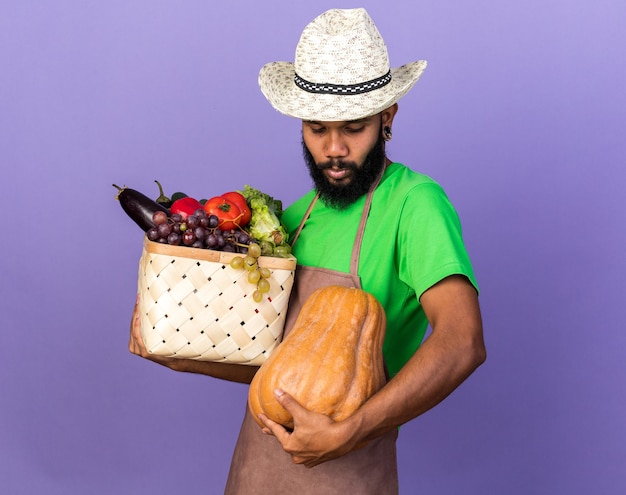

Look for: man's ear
[381,103,399,128]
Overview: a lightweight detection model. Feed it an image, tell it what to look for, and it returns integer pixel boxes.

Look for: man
[129,8,485,494]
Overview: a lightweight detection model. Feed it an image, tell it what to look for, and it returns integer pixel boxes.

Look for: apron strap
[290,192,319,248]
[291,164,387,278]
[350,169,384,277]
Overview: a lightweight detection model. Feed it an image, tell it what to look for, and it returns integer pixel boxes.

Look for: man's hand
[128,294,146,356]
[128,294,176,365]
[258,388,360,468]
[129,294,188,369]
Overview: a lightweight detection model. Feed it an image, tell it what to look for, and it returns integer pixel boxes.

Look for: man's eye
[310,127,325,134]
[345,126,364,134]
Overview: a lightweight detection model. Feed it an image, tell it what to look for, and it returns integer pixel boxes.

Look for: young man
[129,8,485,494]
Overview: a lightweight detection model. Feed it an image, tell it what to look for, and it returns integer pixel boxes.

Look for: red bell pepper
[170,197,204,219]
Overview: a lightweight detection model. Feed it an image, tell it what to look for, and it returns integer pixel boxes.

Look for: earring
[383,126,392,141]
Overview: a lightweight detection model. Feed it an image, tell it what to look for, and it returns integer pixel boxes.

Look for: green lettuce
[240,185,290,252]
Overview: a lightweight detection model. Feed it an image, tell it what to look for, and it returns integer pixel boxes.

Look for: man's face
[301,115,386,209]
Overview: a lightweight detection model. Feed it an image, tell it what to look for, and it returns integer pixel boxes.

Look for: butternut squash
[248,285,386,429]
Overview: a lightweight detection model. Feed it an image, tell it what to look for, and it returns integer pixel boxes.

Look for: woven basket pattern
[137,237,296,365]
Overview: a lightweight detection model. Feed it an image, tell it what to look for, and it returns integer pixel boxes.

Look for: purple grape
[194,227,207,241]
[147,227,160,241]
[157,222,172,238]
[186,215,199,229]
[167,232,181,245]
[152,210,168,226]
[182,230,196,246]
[205,234,218,249]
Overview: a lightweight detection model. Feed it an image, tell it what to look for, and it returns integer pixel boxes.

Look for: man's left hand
[258,388,358,468]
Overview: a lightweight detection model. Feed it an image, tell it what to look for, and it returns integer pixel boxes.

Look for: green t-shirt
[281,162,478,378]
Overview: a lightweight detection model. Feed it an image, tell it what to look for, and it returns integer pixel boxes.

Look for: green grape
[274,244,292,258]
[243,255,257,271]
[248,243,262,259]
[257,278,271,294]
[248,269,261,284]
[259,241,274,256]
[230,256,245,270]
[252,290,263,303]
[259,267,271,279]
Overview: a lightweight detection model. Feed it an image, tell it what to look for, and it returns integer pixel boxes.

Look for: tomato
[222,191,251,226]
[203,195,243,231]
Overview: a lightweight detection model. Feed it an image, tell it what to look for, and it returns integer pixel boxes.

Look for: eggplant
[113,184,170,232]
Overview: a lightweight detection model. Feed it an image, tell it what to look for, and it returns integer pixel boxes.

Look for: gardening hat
[258,8,427,121]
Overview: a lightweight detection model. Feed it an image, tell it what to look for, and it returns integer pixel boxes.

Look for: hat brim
[259,60,427,121]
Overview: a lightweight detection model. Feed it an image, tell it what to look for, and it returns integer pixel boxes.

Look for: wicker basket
[137,236,296,365]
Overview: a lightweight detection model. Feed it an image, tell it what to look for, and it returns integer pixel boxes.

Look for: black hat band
[294,70,392,95]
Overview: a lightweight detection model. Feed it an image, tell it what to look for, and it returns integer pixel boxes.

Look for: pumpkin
[248,285,387,429]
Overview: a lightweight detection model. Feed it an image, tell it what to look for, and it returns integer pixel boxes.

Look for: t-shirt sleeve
[396,182,478,299]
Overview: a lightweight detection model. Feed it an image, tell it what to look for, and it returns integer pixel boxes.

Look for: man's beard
[302,133,386,210]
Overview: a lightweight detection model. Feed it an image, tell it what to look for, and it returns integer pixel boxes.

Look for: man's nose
[324,131,348,158]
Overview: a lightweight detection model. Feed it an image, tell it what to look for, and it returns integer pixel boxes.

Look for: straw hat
[258,8,427,121]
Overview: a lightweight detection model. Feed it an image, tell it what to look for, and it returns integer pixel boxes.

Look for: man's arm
[259,275,486,466]
[348,274,486,438]
[128,295,258,384]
